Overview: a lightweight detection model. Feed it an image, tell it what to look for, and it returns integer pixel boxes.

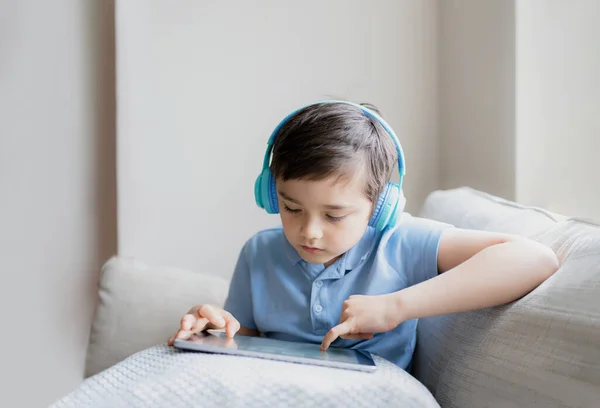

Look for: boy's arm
[396,228,559,321]
[321,228,559,349]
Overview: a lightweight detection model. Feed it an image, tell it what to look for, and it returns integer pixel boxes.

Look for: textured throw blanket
[51,344,440,407]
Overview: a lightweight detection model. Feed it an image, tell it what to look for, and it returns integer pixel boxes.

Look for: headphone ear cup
[387,187,406,228]
[369,186,388,229]
[256,168,279,214]
[254,173,265,209]
[266,170,279,213]
[369,183,403,231]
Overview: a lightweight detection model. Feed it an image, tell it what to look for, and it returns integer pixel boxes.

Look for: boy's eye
[283,204,301,214]
[326,214,347,223]
[283,204,346,222]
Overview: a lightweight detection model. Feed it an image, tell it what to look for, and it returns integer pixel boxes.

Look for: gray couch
[55,187,600,407]
[414,187,600,407]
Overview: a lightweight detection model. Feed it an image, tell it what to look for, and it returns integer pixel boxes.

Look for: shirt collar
[339,226,375,272]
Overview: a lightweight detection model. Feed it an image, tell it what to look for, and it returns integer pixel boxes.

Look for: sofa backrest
[414,187,600,408]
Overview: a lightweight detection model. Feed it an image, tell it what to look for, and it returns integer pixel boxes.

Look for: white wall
[0,1,117,406]
[438,0,516,200]
[116,0,439,279]
[516,0,600,219]
[438,0,600,220]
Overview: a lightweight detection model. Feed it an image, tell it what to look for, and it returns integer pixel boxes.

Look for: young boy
[168,100,559,370]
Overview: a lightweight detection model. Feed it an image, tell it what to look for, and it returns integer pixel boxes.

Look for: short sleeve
[223,242,257,330]
[386,215,454,287]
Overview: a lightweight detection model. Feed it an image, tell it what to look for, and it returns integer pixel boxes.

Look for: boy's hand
[320,293,402,351]
[168,304,240,346]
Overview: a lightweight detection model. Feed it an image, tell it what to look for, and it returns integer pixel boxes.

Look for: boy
[168,100,559,370]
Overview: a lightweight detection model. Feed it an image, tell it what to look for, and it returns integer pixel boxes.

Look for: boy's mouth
[301,245,323,254]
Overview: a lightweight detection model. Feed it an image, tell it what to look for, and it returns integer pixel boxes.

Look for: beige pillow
[84,256,229,377]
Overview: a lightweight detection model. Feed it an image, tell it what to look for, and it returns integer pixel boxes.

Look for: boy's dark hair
[270,102,398,204]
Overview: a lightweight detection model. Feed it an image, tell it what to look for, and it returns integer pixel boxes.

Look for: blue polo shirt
[224,214,450,370]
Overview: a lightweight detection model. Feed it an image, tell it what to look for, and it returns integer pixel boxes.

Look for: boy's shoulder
[377,213,454,255]
[378,214,454,284]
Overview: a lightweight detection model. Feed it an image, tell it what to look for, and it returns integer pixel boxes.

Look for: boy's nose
[300,218,323,241]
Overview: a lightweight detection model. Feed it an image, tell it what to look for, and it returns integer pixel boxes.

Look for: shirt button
[314,305,323,313]
[315,281,323,287]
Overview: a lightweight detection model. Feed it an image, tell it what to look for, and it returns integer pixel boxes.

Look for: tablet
[173,330,376,372]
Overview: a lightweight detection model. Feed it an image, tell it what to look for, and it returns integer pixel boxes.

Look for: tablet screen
[174,330,375,371]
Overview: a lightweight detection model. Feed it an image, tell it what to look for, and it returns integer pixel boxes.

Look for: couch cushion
[419,187,565,235]
[84,256,229,377]
[414,187,600,407]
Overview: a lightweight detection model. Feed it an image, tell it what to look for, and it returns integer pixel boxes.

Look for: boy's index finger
[320,322,350,351]
[198,305,226,327]
[225,321,240,338]
[181,314,196,330]
[190,317,210,333]
[222,313,241,337]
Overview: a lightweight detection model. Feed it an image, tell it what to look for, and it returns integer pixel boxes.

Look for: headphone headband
[261,100,406,180]
[255,100,407,229]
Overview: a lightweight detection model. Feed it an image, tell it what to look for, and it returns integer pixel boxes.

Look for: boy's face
[276,172,372,267]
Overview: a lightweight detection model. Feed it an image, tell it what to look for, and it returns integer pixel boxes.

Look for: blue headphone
[254,100,406,231]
